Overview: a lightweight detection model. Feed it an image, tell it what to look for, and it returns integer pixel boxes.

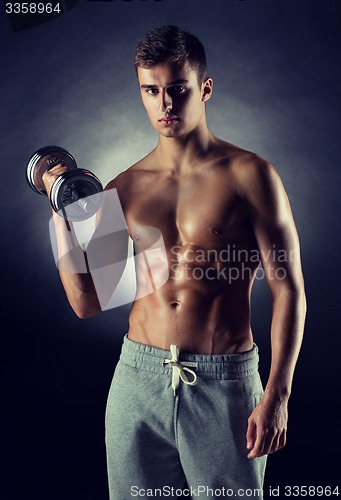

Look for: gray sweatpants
[105,335,267,500]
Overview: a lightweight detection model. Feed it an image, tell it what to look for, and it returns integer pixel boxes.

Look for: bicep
[84,179,130,307]
[239,161,304,292]
[90,180,130,262]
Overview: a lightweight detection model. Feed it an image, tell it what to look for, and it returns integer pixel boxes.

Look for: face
[137,60,212,138]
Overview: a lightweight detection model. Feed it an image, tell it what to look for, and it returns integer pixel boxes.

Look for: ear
[201,77,213,102]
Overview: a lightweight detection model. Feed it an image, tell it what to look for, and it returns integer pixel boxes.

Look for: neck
[155,123,215,172]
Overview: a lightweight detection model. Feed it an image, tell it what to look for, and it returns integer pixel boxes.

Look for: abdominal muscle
[127,255,257,355]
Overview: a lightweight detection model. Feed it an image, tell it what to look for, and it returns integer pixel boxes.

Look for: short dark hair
[134,25,208,85]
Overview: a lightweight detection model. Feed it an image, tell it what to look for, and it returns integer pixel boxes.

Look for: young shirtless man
[42,26,306,500]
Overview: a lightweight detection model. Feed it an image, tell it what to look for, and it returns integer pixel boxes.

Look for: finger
[269,432,280,454]
[278,429,287,449]
[45,164,69,175]
[246,419,256,451]
[42,165,68,182]
[262,431,276,456]
[247,427,266,459]
[42,164,70,194]
[269,429,287,454]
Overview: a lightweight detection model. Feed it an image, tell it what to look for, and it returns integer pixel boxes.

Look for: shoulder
[103,152,159,209]
[212,138,275,179]
[219,145,290,223]
[105,152,155,190]
[104,169,132,193]
[212,138,282,191]
[228,150,284,202]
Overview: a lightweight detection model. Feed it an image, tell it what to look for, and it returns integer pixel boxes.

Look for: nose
[158,89,172,112]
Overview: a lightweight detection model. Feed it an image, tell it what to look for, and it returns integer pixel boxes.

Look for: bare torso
[112,137,262,354]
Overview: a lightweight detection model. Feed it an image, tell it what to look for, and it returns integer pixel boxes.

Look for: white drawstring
[163,345,198,396]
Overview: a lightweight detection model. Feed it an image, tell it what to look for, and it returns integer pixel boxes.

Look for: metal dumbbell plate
[26,146,77,196]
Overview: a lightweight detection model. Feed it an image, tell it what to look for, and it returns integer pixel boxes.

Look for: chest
[122,171,248,247]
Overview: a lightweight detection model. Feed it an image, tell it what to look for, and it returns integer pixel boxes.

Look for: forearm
[52,213,101,318]
[59,271,101,319]
[264,286,307,401]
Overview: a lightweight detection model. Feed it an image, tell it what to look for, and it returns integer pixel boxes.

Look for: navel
[170,301,181,310]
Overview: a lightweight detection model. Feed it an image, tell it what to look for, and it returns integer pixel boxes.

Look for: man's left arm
[237,157,307,459]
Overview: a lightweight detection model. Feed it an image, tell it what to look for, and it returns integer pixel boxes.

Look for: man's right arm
[43,166,129,318]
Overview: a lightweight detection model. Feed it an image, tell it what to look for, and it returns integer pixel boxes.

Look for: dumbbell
[26,146,103,221]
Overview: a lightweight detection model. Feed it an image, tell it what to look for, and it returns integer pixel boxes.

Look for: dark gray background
[1,0,340,498]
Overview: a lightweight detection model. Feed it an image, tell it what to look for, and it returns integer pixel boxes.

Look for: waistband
[119,334,259,380]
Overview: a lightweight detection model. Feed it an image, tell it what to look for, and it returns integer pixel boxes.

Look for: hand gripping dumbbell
[26,146,103,221]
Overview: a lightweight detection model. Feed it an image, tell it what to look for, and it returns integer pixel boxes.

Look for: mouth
[159,117,179,126]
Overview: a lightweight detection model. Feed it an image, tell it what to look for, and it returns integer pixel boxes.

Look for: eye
[168,85,186,96]
[146,88,159,95]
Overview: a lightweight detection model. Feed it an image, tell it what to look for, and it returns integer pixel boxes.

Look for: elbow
[74,309,87,319]
[74,306,101,319]
[301,290,307,316]
[272,281,307,309]
[292,281,307,315]
[68,293,102,319]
